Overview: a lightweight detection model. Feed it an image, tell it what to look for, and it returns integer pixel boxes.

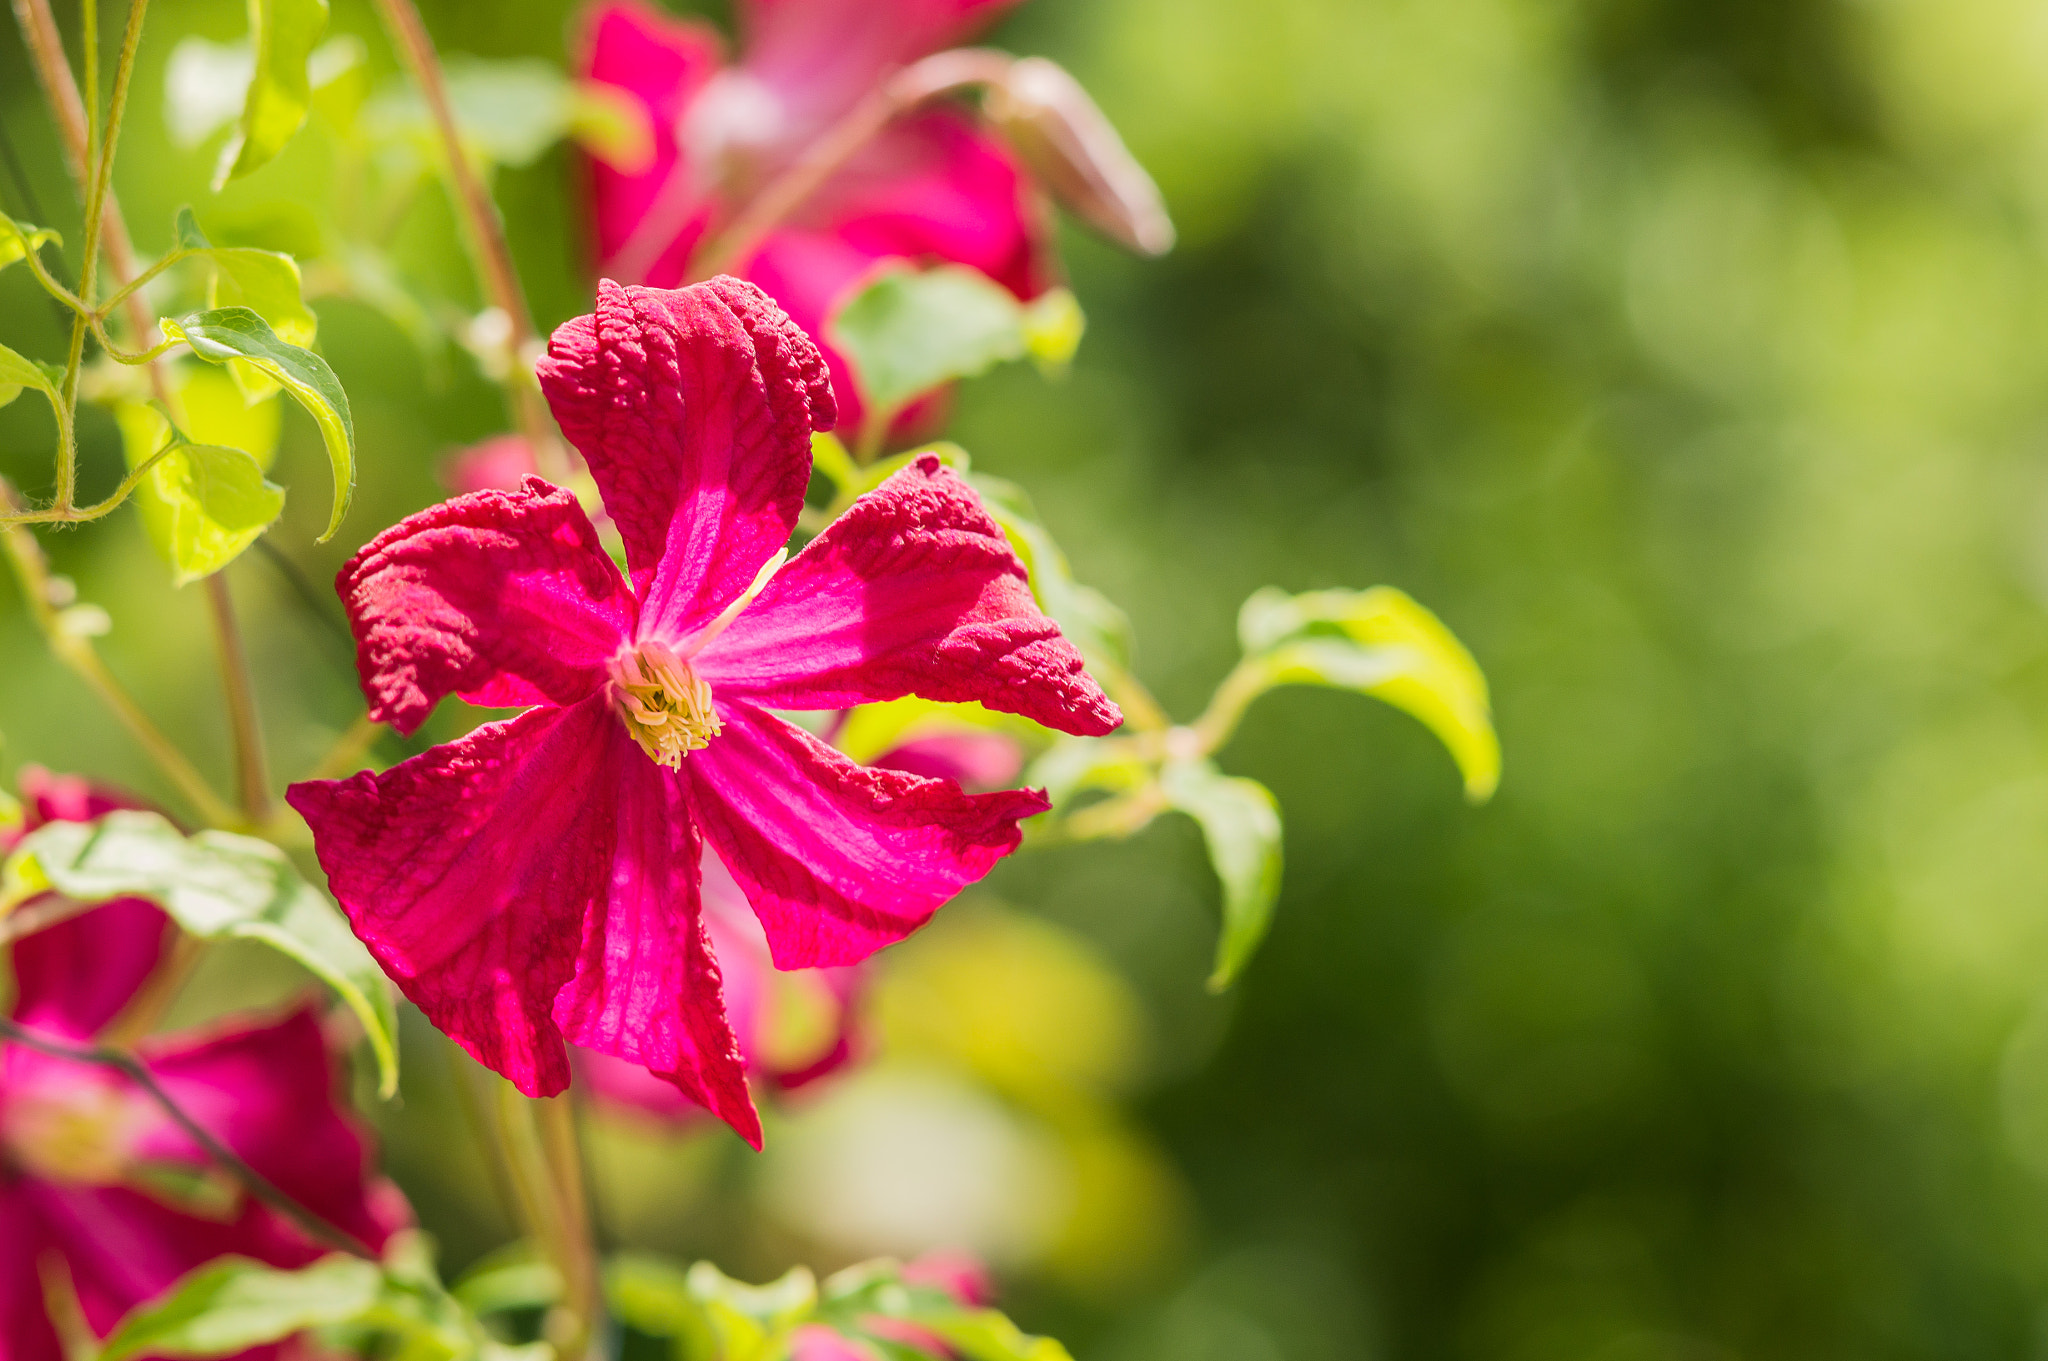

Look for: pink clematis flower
[1,772,409,1361]
[580,0,1047,437]
[288,278,1118,1147]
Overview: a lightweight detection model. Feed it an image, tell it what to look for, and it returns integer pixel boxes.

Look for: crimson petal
[550,744,760,1146]
[338,480,634,735]
[8,900,171,1040]
[538,279,834,647]
[289,701,622,1096]
[698,454,1120,735]
[683,701,1048,968]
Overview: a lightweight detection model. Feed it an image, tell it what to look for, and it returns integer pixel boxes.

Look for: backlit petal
[288,701,622,1096]
[338,480,633,735]
[684,702,1048,968]
[537,279,835,644]
[579,0,725,282]
[8,900,171,1041]
[550,740,760,1146]
[698,455,1120,735]
[0,1185,61,1361]
[739,0,1022,142]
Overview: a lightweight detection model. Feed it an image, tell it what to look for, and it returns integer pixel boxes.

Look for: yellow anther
[610,641,722,769]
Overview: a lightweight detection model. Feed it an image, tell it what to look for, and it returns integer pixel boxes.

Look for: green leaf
[452,1247,562,1317]
[178,208,319,349]
[1025,737,1151,809]
[0,339,61,416]
[606,1255,716,1359]
[163,307,355,540]
[970,473,1134,669]
[118,429,286,586]
[99,1256,383,1361]
[830,266,1084,424]
[5,811,399,1096]
[907,1309,1076,1361]
[215,0,331,186]
[1237,586,1499,801]
[1159,759,1284,990]
[0,212,59,274]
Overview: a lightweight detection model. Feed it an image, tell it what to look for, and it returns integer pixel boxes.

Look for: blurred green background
[14,0,2048,1357]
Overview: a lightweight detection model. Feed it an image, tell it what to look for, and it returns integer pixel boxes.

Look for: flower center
[610,642,721,769]
[2,1074,149,1186]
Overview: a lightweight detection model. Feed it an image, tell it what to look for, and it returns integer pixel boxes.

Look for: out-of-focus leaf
[0,339,60,416]
[116,425,285,586]
[0,212,59,273]
[838,697,1042,766]
[3,811,398,1096]
[1236,586,1498,801]
[214,0,332,187]
[362,58,584,171]
[1021,288,1086,373]
[606,1255,714,1356]
[98,1256,383,1361]
[162,307,354,540]
[831,266,1083,422]
[1025,737,1151,809]
[452,1248,562,1317]
[970,473,1133,669]
[906,1309,1076,1361]
[1159,759,1283,990]
[691,1262,817,1358]
[569,80,655,172]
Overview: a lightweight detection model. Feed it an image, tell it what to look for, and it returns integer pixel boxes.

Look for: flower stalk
[369,0,570,483]
[205,573,273,827]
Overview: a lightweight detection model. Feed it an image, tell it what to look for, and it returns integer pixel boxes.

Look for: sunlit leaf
[168,35,362,149]
[0,338,63,425]
[163,307,355,540]
[452,1248,562,1317]
[1159,759,1283,990]
[1237,586,1499,801]
[177,208,318,349]
[830,266,1084,424]
[605,1255,715,1358]
[908,1308,1077,1361]
[1025,736,1151,809]
[4,811,398,1096]
[116,422,285,586]
[0,211,59,273]
[99,1256,382,1361]
[214,0,332,187]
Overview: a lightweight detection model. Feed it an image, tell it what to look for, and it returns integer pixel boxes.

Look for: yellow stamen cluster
[611,642,721,769]
[3,1081,146,1186]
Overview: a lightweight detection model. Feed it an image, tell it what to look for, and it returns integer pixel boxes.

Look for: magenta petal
[136,1008,407,1254]
[683,702,1049,968]
[804,109,1048,303]
[579,0,724,280]
[288,701,623,1096]
[549,740,761,1147]
[8,899,171,1040]
[697,454,1120,736]
[338,480,634,735]
[0,1185,62,1361]
[739,0,1022,142]
[537,279,835,644]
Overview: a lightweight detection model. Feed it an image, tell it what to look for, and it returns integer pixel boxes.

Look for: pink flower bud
[986,57,1174,258]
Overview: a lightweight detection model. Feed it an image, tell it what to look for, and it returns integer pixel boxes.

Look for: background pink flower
[1,777,408,1361]
[580,0,1046,437]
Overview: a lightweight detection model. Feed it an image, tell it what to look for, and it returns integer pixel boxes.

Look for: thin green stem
[1187,655,1269,755]
[0,440,178,528]
[536,1094,605,1359]
[0,478,238,827]
[205,572,272,826]
[94,246,187,316]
